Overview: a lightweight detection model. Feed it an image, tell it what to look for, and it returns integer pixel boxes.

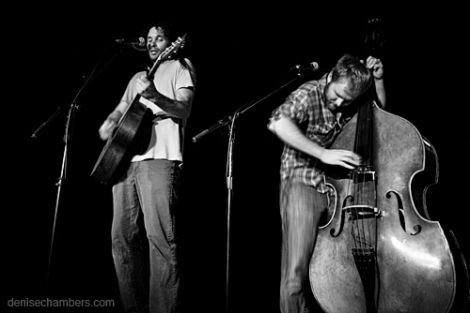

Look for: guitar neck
[147,58,164,80]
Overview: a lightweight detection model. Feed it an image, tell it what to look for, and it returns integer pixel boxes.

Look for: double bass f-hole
[329,167,381,238]
[385,190,422,235]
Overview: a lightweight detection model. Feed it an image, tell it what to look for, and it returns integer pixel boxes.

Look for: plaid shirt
[270,73,345,193]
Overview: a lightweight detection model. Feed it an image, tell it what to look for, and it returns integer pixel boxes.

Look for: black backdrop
[4,2,469,313]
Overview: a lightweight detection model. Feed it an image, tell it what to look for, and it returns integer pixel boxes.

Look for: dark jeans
[111,159,181,313]
[279,179,328,313]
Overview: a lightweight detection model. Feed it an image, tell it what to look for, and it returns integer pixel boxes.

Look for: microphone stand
[191,68,317,313]
[30,45,123,295]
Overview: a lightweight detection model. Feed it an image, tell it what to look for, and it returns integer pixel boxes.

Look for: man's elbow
[177,101,192,120]
[267,119,278,135]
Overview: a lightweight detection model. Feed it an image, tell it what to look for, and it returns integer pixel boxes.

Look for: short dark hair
[147,19,179,43]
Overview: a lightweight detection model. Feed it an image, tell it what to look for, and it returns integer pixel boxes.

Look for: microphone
[115,37,146,49]
[289,61,320,74]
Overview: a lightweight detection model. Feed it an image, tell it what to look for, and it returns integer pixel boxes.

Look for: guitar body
[91,96,152,184]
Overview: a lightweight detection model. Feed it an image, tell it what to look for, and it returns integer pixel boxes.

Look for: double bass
[308,18,469,313]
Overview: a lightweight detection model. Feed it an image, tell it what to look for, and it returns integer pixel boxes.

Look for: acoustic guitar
[91,34,187,184]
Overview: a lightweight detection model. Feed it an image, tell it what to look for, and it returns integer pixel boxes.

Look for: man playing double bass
[268,54,385,313]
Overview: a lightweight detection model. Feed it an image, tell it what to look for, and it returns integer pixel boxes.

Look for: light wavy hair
[331,54,373,99]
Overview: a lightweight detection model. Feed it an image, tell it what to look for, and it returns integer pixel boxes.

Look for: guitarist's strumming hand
[98,75,154,141]
[99,110,123,140]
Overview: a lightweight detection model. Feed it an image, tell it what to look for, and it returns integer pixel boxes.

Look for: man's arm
[268,116,361,170]
[366,56,386,108]
[374,78,386,108]
[140,83,193,119]
[98,103,126,140]
[268,116,325,159]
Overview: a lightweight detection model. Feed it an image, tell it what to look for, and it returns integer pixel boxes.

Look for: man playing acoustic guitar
[98,20,195,313]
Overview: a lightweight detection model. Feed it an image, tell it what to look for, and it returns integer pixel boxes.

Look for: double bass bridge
[342,204,381,220]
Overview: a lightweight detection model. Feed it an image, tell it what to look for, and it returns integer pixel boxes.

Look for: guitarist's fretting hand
[136,75,152,95]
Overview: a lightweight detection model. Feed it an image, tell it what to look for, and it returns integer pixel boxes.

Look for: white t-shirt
[118,59,195,162]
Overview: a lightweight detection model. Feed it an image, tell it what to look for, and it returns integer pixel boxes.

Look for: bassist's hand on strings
[320,149,362,170]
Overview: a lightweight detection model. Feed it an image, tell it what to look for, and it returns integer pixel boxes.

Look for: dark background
[4,2,469,313]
